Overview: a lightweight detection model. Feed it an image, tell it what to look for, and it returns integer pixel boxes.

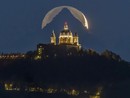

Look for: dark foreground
[1,79,130,98]
[0,91,87,98]
[0,50,130,98]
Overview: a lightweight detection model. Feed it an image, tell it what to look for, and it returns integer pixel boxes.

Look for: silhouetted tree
[101,50,121,61]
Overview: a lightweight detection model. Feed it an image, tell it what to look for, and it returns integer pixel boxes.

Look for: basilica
[35,22,81,59]
[51,22,80,46]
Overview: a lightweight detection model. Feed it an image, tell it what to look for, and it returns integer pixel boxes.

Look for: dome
[59,22,73,37]
[59,22,73,44]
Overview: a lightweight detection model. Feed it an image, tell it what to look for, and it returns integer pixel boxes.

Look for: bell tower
[73,33,79,45]
[50,30,56,45]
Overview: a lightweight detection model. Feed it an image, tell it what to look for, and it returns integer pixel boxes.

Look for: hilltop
[0,49,130,86]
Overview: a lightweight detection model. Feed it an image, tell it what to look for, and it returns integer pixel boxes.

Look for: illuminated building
[50,30,56,45]
[35,22,81,59]
[59,22,73,44]
[59,22,79,45]
[0,53,26,60]
[4,82,20,91]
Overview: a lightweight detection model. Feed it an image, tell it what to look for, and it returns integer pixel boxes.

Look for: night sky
[0,0,130,61]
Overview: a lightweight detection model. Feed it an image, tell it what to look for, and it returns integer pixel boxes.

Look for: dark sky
[0,0,130,61]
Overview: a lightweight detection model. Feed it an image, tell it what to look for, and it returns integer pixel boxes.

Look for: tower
[35,44,44,60]
[50,30,56,45]
[73,33,79,45]
[59,22,73,44]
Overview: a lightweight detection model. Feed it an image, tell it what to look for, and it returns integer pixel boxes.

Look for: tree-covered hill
[0,49,130,87]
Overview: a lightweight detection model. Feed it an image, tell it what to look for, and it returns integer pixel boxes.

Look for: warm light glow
[50,31,56,45]
[5,83,13,91]
[90,95,100,98]
[96,92,100,96]
[66,89,79,96]
[35,55,41,60]
[0,54,26,59]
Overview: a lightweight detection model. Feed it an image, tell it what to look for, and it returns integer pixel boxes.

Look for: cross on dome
[64,22,69,30]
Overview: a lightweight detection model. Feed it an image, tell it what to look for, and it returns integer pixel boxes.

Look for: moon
[82,13,89,29]
[42,6,89,30]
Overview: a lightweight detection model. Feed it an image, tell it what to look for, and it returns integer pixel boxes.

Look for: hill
[0,49,130,86]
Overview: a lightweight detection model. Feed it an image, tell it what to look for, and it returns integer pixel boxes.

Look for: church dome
[59,22,73,44]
